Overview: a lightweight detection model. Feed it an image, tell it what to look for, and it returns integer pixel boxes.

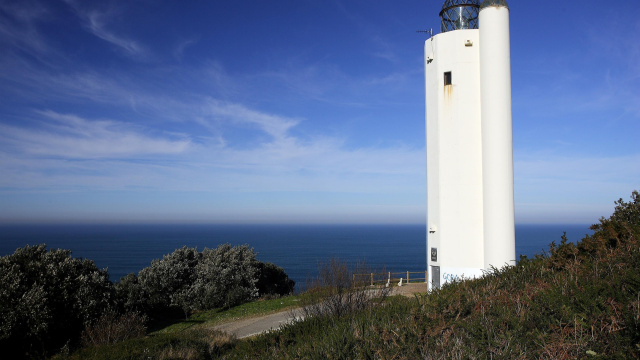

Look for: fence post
[425,270,428,283]
[407,271,410,284]
[370,273,373,286]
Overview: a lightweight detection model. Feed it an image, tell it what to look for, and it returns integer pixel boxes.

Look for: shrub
[118,244,285,318]
[0,244,114,359]
[114,273,148,314]
[137,246,202,314]
[256,261,295,297]
[81,309,147,346]
[191,244,259,310]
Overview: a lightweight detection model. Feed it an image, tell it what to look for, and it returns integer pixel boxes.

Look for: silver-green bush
[0,244,114,358]
[117,244,285,318]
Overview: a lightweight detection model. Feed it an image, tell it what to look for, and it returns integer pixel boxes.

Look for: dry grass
[81,310,147,347]
[299,258,391,319]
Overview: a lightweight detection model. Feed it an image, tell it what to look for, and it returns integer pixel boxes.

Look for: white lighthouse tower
[425,0,515,290]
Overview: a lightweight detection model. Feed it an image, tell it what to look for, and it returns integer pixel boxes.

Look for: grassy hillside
[62,191,640,359]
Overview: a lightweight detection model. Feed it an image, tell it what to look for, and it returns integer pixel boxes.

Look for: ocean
[0,224,593,290]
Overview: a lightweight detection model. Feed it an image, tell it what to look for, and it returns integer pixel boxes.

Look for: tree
[118,244,295,319]
[192,244,259,309]
[256,261,295,297]
[0,244,114,359]
[114,273,148,313]
[136,246,201,313]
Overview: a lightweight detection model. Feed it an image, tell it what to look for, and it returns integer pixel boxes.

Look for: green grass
[57,329,235,360]
[152,294,301,334]
[55,295,301,360]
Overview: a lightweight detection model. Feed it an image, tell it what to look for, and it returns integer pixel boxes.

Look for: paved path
[211,309,304,339]
[392,282,427,297]
[212,283,427,339]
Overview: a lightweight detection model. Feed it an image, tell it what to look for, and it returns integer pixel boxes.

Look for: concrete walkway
[211,283,427,339]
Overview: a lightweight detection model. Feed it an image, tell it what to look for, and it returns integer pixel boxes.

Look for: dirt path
[212,283,427,339]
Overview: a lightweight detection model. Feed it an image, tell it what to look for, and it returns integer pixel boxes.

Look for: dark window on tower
[444,71,452,86]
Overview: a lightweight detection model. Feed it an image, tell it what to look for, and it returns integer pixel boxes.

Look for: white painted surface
[425,29,484,291]
[440,267,485,284]
[479,5,516,269]
[425,2,516,291]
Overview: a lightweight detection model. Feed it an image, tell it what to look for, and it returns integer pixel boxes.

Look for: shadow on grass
[146,308,207,333]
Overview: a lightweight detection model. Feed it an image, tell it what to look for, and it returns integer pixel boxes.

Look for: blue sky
[0,0,638,225]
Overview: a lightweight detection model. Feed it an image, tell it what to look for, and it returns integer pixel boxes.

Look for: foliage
[255,262,295,297]
[0,244,114,359]
[191,244,259,310]
[1,241,295,358]
[115,273,148,314]
[137,245,202,315]
[116,244,293,319]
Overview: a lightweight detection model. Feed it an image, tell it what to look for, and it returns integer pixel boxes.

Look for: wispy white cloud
[516,17,640,121]
[0,110,190,159]
[202,99,299,141]
[0,38,426,205]
[591,23,640,118]
[86,14,144,56]
[0,0,54,60]
[63,0,146,58]
[0,0,636,224]
[370,35,400,64]
[0,94,425,195]
[257,60,419,110]
[173,38,198,61]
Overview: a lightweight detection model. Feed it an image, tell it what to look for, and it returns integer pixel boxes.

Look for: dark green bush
[255,262,295,297]
[0,244,114,359]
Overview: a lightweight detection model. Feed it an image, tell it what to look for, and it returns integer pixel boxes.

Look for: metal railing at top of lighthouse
[439,0,480,33]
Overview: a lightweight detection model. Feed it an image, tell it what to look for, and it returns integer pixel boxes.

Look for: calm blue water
[0,224,593,290]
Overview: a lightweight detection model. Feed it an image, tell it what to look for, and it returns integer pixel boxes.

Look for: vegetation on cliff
[4,190,639,359]
[74,190,639,359]
[0,244,294,359]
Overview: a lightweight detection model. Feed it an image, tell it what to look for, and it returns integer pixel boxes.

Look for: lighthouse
[425,0,515,290]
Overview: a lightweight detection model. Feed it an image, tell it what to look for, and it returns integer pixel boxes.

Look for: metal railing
[353,271,428,286]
